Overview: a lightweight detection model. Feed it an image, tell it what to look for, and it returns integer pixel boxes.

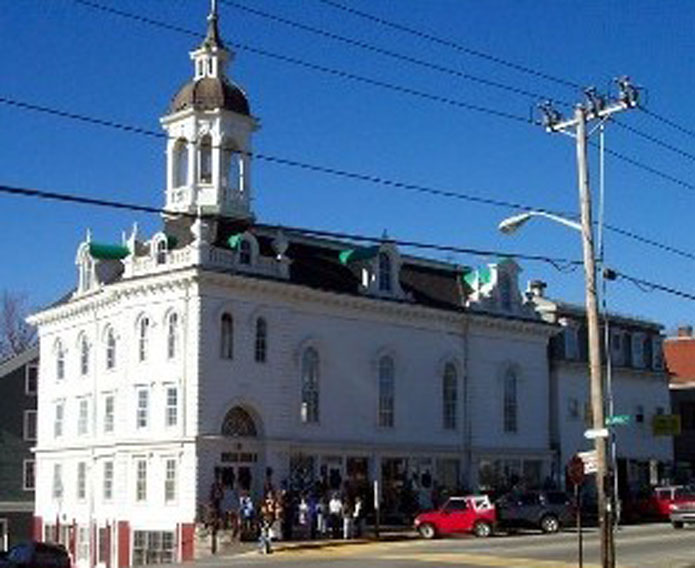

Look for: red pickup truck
[414,495,496,538]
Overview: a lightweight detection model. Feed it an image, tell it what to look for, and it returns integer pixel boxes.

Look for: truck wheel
[418,523,437,539]
[473,521,492,538]
[540,515,560,534]
[672,521,684,529]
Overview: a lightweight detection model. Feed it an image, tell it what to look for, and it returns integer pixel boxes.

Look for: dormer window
[378,252,392,292]
[199,135,212,183]
[239,240,252,265]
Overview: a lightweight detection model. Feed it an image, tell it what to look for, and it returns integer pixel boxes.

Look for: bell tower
[160,0,259,221]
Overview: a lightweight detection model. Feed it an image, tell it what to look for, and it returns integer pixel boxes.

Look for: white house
[27,5,562,566]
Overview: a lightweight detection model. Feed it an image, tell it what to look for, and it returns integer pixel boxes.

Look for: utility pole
[540,78,639,568]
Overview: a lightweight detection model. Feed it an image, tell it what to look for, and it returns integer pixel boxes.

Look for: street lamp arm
[498,210,582,235]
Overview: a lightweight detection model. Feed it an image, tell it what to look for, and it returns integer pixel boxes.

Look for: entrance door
[217,465,253,492]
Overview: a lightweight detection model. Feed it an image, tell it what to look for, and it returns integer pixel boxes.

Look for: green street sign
[606,414,631,426]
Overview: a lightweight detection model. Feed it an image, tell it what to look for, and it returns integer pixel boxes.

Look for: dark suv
[0,542,71,568]
[496,491,574,534]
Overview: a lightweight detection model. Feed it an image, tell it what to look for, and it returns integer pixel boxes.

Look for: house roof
[0,344,39,378]
[664,337,695,385]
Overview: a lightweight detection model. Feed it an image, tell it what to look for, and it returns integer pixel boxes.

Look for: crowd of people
[202,475,368,554]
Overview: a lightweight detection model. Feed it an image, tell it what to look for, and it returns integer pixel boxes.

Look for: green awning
[89,242,130,260]
[338,246,380,265]
[227,234,243,249]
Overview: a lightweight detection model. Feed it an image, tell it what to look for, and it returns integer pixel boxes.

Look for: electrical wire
[640,107,695,141]
[3,94,695,266]
[314,0,583,91]
[0,183,584,269]
[612,269,695,303]
[220,0,567,106]
[73,0,534,125]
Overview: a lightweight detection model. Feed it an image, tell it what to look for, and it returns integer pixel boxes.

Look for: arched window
[80,336,90,376]
[499,272,513,312]
[443,363,458,430]
[223,147,241,192]
[156,239,167,265]
[200,135,212,183]
[221,407,257,437]
[239,240,252,265]
[255,317,267,363]
[378,355,395,427]
[138,317,150,363]
[167,313,179,360]
[106,328,116,370]
[220,313,233,359]
[56,340,65,381]
[301,348,319,423]
[378,252,392,292]
[173,139,188,188]
[503,368,518,433]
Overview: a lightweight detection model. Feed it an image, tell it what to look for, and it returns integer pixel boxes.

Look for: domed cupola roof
[168,77,250,116]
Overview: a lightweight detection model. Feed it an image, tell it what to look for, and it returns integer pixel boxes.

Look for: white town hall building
[26,4,671,567]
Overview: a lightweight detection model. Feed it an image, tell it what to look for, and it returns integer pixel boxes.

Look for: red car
[414,495,496,538]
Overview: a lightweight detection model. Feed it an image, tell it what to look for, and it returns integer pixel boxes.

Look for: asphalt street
[189,524,695,568]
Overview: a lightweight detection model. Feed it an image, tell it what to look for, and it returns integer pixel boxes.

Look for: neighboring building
[664,325,695,481]
[27,6,562,567]
[530,280,673,497]
[0,345,38,550]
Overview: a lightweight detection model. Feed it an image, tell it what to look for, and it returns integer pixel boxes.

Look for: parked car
[0,542,71,568]
[669,491,695,529]
[623,485,695,522]
[495,490,574,534]
[414,495,496,538]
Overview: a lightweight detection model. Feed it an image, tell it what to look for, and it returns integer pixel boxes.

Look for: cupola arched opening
[173,138,189,188]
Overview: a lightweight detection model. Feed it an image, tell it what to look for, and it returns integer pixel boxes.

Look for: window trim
[164,458,177,504]
[255,317,267,363]
[442,362,458,430]
[23,460,35,491]
[103,394,115,435]
[103,460,114,502]
[220,313,234,360]
[377,355,395,428]
[77,462,87,501]
[503,367,518,434]
[77,398,89,436]
[165,386,178,428]
[135,459,148,502]
[136,388,149,430]
[300,347,320,424]
[25,363,38,395]
[54,402,64,438]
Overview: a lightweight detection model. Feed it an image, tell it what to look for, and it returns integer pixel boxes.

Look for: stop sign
[568,454,585,485]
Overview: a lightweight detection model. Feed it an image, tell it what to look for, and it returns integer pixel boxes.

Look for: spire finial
[202,0,224,49]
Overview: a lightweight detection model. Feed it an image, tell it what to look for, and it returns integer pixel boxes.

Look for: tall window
[138,317,150,363]
[56,341,65,381]
[23,410,37,441]
[378,355,395,427]
[106,328,116,370]
[442,363,458,430]
[23,460,35,491]
[136,459,147,502]
[77,462,87,500]
[156,239,167,265]
[104,395,115,434]
[167,313,179,360]
[503,368,518,433]
[378,252,392,292]
[136,389,149,429]
[165,387,178,428]
[301,347,320,423]
[255,318,267,363]
[103,461,114,501]
[199,135,212,183]
[220,313,233,359]
[173,139,188,188]
[80,336,90,376]
[25,363,38,395]
[52,463,63,499]
[78,399,89,436]
[164,459,177,503]
[54,402,64,438]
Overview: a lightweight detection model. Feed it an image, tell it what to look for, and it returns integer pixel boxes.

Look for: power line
[73,0,534,125]
[611,268,695,303]
[0,183,583,269]
[3,94,695,265]
[612,118,695,163]
[314,0,582,91]
[640,107,695,141]
[220,0,567,106]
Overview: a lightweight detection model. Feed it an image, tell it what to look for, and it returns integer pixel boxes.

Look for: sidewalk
[198,526,417,559]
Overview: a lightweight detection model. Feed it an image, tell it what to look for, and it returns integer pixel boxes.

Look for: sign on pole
[578,450,598,474]
[605,414,631,426]
[652,414,681,436]
[568,455,585,486]
[584,428,609,440]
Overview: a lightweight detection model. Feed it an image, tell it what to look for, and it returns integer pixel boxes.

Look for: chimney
[528,280,547,298]
[677,325,693,338]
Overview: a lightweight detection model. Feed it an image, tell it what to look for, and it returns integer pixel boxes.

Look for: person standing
[328,493,343,539]
[258,494,275,554]
[353,496,364,538]
[342,497,354,539]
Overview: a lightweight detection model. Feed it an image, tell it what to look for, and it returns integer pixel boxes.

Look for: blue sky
[2,0,694,331]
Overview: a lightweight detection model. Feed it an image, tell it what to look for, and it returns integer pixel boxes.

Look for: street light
[499,203,614,566]
[498,211,581,235]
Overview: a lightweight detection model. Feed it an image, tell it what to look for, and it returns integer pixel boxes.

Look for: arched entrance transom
[221,406,257,437]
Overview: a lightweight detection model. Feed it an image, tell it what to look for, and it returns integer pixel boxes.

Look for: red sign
[568,455,585,486]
